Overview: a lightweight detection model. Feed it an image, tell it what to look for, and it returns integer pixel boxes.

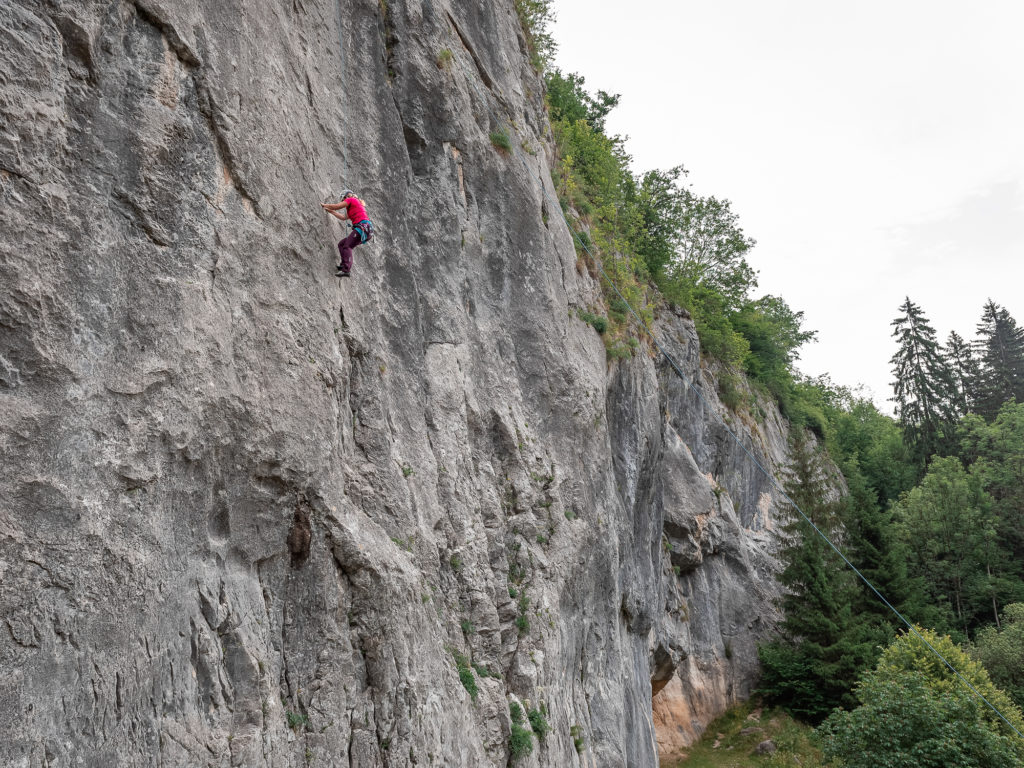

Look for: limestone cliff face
[1,1,791,765]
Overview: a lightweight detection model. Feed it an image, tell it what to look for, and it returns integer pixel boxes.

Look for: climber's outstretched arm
[322,200,349,212]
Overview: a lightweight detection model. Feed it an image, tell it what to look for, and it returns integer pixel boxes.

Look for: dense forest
[517,1,1024,764]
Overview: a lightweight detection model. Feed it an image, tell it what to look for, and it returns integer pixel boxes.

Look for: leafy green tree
[731,295,817,407]
[889,297,958,468]
[631,166,689,279]
[972,603,1024,709]
[667,193,757,312]
[892,457,998,636]
[946,330,981,417]
[974,300,1024,420]
[820,627,1024,768]
[826,394,916,508]
[958,403,1024,607]
[758,431,871,721]
[544,70,619,133]
[683,285,751,370]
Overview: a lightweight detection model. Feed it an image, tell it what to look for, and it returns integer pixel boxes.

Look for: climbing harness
[352,219,374,244]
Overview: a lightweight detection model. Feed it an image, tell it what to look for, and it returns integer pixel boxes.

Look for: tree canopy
[820,627,1024,768]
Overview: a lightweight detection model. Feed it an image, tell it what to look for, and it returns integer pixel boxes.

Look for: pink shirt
[345,196,369,224]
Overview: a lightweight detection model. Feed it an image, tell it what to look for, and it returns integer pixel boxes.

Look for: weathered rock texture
[1,1,791,765]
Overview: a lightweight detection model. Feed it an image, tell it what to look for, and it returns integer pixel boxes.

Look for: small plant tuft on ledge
[450,649,479,700]
[490,130,513,153]
[474,662,502,679]
[515,593,531,635]
[578,309,608,334]
[436,48,454,69]
[515,613,530,635]
[571,723,585,753]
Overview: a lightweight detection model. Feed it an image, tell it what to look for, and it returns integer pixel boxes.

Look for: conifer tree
[945,330,980,417]
[758,431,871,721]
[889,298,958,467]
[837,456,920,642]
[974,300,1024,419]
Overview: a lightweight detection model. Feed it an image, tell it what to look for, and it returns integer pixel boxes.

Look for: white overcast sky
[550,0,1024,410]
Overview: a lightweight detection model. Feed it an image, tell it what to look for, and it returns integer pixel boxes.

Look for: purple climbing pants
[337,230,361,272]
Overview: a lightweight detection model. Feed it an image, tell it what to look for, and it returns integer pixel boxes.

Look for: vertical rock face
[1,1,790,765]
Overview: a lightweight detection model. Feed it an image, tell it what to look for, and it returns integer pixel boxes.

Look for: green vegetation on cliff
[544,67,818,426]
[516,6,1024,760]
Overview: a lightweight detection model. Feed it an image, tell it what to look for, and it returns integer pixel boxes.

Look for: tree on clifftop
[670,193,757,312]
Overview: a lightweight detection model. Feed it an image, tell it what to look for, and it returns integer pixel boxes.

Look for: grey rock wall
[1,1,790,765]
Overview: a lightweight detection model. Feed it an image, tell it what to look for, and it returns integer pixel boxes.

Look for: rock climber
[322,189,374,277]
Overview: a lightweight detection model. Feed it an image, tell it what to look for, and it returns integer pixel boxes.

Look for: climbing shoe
[335,266,351,277]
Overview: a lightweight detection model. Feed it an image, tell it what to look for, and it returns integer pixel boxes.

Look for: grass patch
[662,700,825,768]
[436,48,453,69]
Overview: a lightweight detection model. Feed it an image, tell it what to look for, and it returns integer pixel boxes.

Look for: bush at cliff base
[818,626,1024,768]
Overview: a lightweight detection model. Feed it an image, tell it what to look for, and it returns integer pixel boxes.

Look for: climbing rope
[454,52,1024,741]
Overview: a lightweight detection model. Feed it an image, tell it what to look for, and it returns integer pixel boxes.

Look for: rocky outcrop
[1,1,790,765]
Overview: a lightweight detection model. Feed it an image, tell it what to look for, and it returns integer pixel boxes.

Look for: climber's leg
[337,230,361,274]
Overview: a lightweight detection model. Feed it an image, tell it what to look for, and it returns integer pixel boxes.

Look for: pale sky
[551,0,1024,410]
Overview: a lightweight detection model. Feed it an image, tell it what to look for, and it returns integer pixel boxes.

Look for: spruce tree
[837,456,920,643]
[974,300,1024,420]
[945,330,980,417]
[889,297,958,467]
[758,431,871,721]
